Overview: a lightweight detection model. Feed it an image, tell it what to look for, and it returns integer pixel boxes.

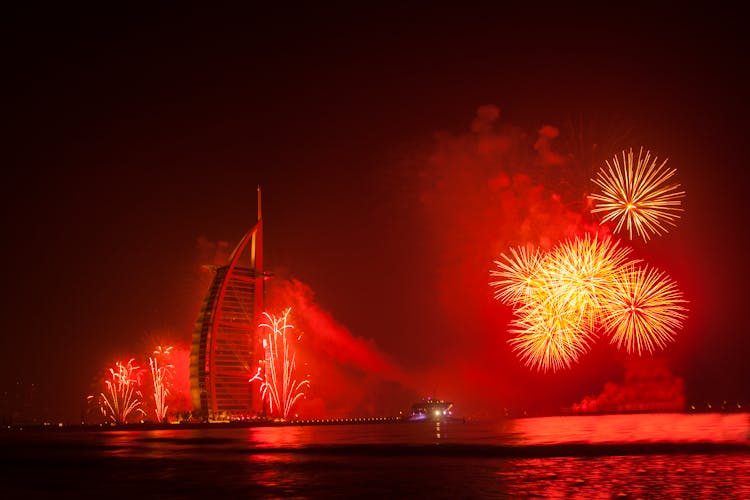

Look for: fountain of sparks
[250,308,310,420]
[149,345,174,422]
[99,358,145,424]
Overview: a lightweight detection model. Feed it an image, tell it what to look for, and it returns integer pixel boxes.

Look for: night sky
[4,4,749,422]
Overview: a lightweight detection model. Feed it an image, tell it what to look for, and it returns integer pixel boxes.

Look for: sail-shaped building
[189,188,264,421]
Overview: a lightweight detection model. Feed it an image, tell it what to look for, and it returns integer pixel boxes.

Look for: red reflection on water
[511,412,750,445]
[502,454,750,498]
[246,426,309,449]
[100,429,206,459]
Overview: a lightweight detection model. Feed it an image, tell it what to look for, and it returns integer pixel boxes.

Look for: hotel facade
[189,189,264,421]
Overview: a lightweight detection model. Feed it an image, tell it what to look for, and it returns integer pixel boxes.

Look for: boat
[406,397,457,422]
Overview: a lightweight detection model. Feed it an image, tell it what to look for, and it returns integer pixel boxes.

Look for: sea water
[1,412,748,498]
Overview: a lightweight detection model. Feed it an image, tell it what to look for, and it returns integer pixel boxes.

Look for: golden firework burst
[601,263,688,355]
[589,147,685,242]
[490,246,543,306]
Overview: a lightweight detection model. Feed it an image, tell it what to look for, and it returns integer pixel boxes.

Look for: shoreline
[3,410,747,433]
[1,415,423,432]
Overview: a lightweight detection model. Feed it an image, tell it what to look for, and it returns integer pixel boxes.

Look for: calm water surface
[1,413,748,498]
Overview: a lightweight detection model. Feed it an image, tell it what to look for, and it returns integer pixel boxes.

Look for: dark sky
[3,4,749,421]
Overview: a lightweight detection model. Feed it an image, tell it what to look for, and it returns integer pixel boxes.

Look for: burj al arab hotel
[189,187,265,421]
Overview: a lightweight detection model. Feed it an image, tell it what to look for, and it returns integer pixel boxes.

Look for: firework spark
[99,359,144,424]
[490,246,543,306]
[542,233,635,328]
[149,345,174,422]
[601,263,689,355]
[250,308,309,419]
[589,147,685,241]
[509,293,594,372]
[492,233,686,372]
[500,235,634,371]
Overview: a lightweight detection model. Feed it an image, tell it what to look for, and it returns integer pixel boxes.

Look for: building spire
[257,185,262,221]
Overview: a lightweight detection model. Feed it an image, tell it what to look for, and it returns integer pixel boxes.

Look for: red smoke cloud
[165,345,192,416]
[266,279,409,384]
[410,104,623,416]
[571,358,686,413]
[263,277,417,418]
[420,108,598,331]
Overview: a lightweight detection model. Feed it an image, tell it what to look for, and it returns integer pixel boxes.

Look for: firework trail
[149,345,174,422]
[250,308,309,419]
[589,147,685,241]
[99,359,145,424]
[601,263,689,355]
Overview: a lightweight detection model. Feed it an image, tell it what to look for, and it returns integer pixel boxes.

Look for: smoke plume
[264,277,417,418]
[572,358,686,413]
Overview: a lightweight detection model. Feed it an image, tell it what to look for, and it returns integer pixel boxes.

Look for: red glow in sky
[2,4,748,422]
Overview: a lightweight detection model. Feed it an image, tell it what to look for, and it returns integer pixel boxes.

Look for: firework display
[508,292,593,372]
[589,147,685,242]
[98,359,145,424]
[149,346,175,422]
[492,234,687,372]
[250,308,309,419]
[542,235,635,326]
[492,145,689,372]
[601,264,688,355]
